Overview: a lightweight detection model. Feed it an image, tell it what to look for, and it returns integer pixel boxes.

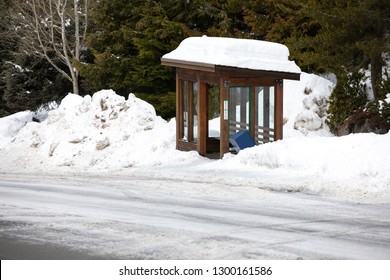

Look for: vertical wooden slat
[251,85,256,138]
[205,85,209,141]
[220,76,229,157]
[230,88,236,135]
[198,80,207,156]
[188,81,194,142]
[274,80,283,140]
[176,72,182,146]
[263,86,270,142]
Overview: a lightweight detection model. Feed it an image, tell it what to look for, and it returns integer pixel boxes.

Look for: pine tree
[79,0,143,95]
[326,72,368,132]
[298,0,390,97]
[131,0,190,93]
[1,0,74,116]
[2,54,71,114]
[299,0,390,133]
[243,0,320,66]
[81,1,257,119]
[0,0,16,116]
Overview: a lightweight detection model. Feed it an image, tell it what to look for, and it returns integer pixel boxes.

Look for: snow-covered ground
[0,72,389,203]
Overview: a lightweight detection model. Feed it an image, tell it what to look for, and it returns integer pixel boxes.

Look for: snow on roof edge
[162,36,301,75]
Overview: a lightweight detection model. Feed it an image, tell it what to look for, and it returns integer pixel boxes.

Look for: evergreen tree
[244,0,320,67]
[298,0,390,132]
[2,54,71,114]
[186,0,249,37]
[0,0,16,116]
[298,0,390,98]
[326,71,368,132]
[82,0,251,94]
[130,0,187,93]
[80,0,143,95]
[1,0,73,117]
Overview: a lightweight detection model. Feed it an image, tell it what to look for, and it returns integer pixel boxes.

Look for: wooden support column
[198,80,208,156]
[188,81,194,142]
[220,76,229,157]
[274,80,283,141]
[263,87,270,142]
[176,72,183,146]
[250,85,256,138]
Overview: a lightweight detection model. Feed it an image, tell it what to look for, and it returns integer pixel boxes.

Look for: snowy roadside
[0,73,389,204]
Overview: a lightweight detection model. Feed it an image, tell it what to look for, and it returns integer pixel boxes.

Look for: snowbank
[0,90,202,171]
[283,73,335,137]
[221,133,390,184]
[0,111,34,149]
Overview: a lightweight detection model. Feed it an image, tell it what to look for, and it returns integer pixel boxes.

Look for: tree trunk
[72,75,79,95]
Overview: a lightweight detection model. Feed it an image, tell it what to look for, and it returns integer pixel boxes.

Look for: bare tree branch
[10,0,92,95]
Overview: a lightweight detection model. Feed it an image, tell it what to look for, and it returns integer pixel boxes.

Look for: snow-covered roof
[161,36,301,75]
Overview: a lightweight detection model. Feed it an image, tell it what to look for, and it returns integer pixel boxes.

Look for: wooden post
[220,76,229,157]
[198,81,207,156]
[263,87,270,142]
[176,72,182,147]
[274,80,283,141]
[250,85,256,139]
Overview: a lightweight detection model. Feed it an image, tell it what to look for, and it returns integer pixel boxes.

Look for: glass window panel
[208,84,220,138]
[229,87,250,138]
[183,81,188,141]
[255,86,275,143]
[193,82,198,142]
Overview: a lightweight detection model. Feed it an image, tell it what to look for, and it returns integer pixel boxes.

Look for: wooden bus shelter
[161,36,301,157]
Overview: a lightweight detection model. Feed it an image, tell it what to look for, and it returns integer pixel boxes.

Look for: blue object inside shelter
[229,130,256,152]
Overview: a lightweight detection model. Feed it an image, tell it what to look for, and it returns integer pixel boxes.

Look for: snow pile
[225,133,390,181]
[0,90,201,171]
[0,111,34,148]
[284,73,335,137]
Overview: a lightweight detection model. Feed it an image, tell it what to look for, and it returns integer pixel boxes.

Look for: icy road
[0,172,389,259]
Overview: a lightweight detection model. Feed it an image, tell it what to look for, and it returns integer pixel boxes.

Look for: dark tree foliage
[326,72,368,132]
[130,0,187,93]
[0,0,79,117]
[79,0,142,95]
[0,0,17,116]
[295,0,390,95]
[80,0,253,118]
[295,0,390,132]
[2,55,71,114]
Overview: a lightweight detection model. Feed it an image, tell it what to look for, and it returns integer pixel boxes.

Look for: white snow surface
[0,111,34,148]
[162,36,301,74]
[0,73,389,204]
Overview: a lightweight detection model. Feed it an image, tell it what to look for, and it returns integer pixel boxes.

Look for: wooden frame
[163,60,299,158]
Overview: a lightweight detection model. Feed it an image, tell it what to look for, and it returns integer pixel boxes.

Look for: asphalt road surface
[1,172,389,259]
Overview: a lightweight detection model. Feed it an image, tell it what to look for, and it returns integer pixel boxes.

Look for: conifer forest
[1,0,389,133]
